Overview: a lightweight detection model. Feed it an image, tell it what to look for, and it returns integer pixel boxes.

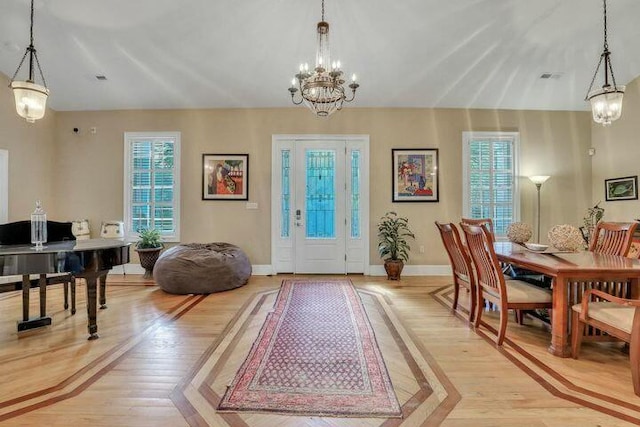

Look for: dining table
[494,241,640,357]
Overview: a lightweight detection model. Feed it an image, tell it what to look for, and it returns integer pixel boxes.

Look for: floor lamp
[529,175,550,243]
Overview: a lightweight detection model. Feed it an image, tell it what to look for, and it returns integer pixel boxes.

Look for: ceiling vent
[539,72,563,80]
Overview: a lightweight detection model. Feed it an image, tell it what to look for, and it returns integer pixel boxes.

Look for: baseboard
[368,264,452,276]
[113,264,450,276]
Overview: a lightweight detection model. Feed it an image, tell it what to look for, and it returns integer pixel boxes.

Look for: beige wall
[53,107,592,266]
[0,73,57,221]
[591,75,640,221]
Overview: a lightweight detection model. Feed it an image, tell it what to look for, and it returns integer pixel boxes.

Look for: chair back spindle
[589,221,637,256]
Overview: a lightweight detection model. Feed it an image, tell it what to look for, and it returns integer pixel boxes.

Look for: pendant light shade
[11,81,49,123]
[587,86,624,126]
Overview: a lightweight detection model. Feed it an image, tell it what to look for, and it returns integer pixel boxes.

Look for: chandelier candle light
[9,0,49,123]
[585,0,624,126]
[288,0,360,117]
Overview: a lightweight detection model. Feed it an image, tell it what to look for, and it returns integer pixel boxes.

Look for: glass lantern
[31,200,47,250]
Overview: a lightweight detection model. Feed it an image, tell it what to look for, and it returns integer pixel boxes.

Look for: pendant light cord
[321,0,325,21]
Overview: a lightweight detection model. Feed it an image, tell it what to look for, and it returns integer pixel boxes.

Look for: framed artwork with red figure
[392,149,439,202]
[202,154,249,200]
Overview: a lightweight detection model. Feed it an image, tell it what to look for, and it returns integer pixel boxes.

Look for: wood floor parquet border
[173,285,461,426]
[431,284,640,425]
[0,292,206,421]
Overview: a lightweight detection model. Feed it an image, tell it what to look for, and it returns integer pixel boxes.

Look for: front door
[271,135,369,274]
[294,141,346,273]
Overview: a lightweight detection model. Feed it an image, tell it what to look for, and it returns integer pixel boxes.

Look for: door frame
[271,134,370,274]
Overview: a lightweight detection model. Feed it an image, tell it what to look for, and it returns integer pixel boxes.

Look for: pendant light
[9,0,49,123]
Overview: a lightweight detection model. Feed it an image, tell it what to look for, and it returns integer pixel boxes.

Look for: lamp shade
[587,86,625,126]
[11,80,49,123]
[529,175,550,185]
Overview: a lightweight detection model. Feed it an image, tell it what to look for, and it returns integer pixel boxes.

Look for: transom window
[462,132,519,238]
[124,132,181,242]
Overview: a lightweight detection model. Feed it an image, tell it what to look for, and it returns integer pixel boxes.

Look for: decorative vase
[384,259,404,280]
[136,246,163,279]
[506,222,533,243]
[548,224,583,251]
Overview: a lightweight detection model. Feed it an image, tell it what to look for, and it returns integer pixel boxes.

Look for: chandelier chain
[30,0,34,46]
[321,0,325,22]
[602,0,608,50]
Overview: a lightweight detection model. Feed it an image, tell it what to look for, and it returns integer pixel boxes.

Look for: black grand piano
[0,220,130,339]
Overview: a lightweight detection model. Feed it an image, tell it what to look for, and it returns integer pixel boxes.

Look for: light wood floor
[0,275,639,426]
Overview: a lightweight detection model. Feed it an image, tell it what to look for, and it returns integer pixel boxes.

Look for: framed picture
[202,154,249,200]
[605,176,638,201]
[392,148,439,202]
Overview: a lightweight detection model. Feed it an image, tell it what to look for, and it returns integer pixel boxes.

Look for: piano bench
[0,274,76,314]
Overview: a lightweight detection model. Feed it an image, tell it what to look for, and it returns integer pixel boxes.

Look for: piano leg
[85,274,99,340]
[83,270,109,340]
[99,274,107,309]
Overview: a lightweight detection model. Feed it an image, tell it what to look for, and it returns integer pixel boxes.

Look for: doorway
[271,135,369,274]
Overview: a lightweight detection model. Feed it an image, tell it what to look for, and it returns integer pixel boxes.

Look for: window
[462,132,519,238]
[124,132,181,242]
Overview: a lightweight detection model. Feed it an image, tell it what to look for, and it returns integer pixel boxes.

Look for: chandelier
[9,0,49,123]
[288,0,360,117]
[585,0,624,126]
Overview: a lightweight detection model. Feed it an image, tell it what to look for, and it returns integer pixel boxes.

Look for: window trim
[123,131,181,243]
[462,131,520,239]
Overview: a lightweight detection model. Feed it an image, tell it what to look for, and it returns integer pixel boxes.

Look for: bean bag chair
[153,243,251,294]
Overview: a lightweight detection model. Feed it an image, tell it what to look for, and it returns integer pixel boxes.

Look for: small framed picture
[392,148,439,202]
[202,154,249,200]
[605,176,638,201]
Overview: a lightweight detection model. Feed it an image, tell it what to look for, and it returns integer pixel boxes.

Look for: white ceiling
[1,0,639,112]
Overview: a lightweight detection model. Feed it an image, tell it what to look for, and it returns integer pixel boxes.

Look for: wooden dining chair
[435,222,477,322]
[589,221,638,256]
[460,223,552,345]
[571,289,640,396]
[461,218,495,242]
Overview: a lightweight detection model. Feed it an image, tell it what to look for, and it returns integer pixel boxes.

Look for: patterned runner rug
[217,279,402,417]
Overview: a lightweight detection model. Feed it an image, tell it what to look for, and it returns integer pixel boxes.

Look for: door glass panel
[305,150,335,238]
[351,150,360,238]
[281,150,291,238]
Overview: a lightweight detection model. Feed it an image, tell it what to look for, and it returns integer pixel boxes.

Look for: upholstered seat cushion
[572,302,634,334]
[484,279,552,303]
[153,243,251,294]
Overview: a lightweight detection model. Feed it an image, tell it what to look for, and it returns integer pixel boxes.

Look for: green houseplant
[135,228,164,279]
[580,202,605,247]
[377,211,415,280]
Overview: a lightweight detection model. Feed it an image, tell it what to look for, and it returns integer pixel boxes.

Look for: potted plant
[580,202,605,246]
[135,228,163,279]
[377,211,415,280]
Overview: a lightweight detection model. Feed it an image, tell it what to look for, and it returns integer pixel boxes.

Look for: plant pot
[136,246,163,279]
[384,259,404,280]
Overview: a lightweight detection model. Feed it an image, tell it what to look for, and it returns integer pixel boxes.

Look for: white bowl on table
[524,243,549,251]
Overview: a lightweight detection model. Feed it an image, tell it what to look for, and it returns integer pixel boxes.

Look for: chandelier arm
[9,50,29,84]
[33,51,48,88]
[290,93,305,105]
[585,54,604,100]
